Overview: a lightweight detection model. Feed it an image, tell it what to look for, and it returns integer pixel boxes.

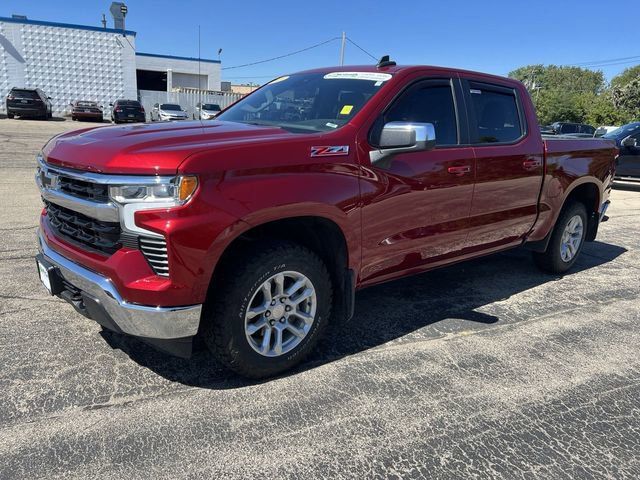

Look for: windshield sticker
[311,145,349,157]
[325,122,339,129]
[339,105,354,115]
[269,75,290,84]
[324,72,392,82]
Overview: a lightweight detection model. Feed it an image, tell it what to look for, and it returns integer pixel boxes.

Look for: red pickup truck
[35,62,616,378]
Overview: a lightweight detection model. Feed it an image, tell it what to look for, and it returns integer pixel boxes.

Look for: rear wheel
[7,113,14,119]
[533,202,587,274]
[203,241,332,378]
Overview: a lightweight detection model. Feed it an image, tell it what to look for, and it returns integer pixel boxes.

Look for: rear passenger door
[462,79,544,250]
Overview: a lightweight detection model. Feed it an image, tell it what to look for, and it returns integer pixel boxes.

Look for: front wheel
[533,202,587,274]
[203,241,333,378]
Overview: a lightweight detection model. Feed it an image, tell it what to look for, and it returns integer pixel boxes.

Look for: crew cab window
[469,84,523,143]
[381,83,458,145]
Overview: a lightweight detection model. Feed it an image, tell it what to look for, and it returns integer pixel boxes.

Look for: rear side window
[11,89,39,99]
[469,84,523,143]
[382,83,458,145]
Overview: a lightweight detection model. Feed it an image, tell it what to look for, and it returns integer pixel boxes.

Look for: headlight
[109,175,198,206]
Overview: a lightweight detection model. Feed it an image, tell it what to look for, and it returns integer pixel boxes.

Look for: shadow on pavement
[101,240,627,389]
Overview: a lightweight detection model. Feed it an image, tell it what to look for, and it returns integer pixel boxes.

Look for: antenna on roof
[377,55,396,68]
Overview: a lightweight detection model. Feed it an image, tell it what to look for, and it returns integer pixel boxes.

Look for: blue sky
[2,0,638,84]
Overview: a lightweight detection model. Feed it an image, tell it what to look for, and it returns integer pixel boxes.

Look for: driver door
[617,130,640,178]
[359,78,476,285]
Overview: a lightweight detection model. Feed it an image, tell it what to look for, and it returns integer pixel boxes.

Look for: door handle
[447,165,471,176]
[522,159,542,170]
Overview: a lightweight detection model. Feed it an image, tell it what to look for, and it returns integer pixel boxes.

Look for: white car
[594,125,619,137]
[196,103,222,120]
[151,103,189,121]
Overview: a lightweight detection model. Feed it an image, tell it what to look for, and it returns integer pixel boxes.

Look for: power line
[222,37,341,70]
[345,37,378,61]
[568,55,640,67]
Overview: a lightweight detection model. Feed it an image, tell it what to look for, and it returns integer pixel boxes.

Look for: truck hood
[42,120,293,175]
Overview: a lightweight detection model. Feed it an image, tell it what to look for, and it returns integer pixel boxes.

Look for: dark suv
[110,99,146,124]
[6,88,52,119]
[550,122,596,137]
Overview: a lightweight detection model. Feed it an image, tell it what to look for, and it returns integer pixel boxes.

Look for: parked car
[594,125,619,138]
[151,103,189,121]
[70,100,103,122]
[196,103,222,120]
[602,122,640,181]
[550,122,596,136]
[540,125,554,135]
[6,87,52,119]
[35,63,617,378]
[110,99,145,124]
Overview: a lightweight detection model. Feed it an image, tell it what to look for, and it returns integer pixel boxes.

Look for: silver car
[196,103,222,120]
[151,103,189,121]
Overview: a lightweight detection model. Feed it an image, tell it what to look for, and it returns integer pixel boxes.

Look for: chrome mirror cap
[370,122,436,166]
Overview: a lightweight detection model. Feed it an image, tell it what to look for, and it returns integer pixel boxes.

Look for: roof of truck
[296,64,519,84]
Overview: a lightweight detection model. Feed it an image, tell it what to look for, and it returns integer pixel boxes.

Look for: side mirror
[47,96,52,100]
[370,122,436,166]
[109,103,113,107]
[621,136,637,148]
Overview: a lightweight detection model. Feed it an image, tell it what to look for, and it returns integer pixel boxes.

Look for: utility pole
[339,31,346,66]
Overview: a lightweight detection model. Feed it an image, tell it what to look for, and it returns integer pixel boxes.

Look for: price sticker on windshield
[324,72,392,82]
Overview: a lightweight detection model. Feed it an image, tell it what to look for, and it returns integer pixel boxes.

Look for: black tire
[533,202,587,274]
[203,241,333,378]
[71,116,76,121]
[7,113,14,119]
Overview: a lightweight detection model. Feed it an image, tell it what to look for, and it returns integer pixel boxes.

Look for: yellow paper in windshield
[340,105,354,115]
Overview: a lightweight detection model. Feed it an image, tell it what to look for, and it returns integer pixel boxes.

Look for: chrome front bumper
[37,230,202,339]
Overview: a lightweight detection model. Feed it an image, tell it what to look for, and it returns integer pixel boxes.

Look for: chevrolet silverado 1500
[35,61,617,378]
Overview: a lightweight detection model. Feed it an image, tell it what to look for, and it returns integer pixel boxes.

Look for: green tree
[509,64,621,126]
[610,65,640,90]
[612,77,640,122]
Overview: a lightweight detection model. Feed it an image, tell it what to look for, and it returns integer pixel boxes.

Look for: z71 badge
[310,145,350,157]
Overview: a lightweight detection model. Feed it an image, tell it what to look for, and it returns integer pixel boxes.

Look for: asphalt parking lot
[1,118,639,479]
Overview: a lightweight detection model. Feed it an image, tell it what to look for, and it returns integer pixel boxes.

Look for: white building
[0,13,222,116]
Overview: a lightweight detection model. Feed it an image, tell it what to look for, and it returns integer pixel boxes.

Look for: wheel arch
[201,212,357,335]
[562,180,601,241]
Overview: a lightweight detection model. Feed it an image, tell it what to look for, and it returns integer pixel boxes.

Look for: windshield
[161,104,182,111]
[202,104,221,111]
[118,100,141,107]
[217,71,393,133]
[604,124,640,139]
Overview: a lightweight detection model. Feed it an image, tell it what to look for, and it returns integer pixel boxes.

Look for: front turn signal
[178,175,198,203]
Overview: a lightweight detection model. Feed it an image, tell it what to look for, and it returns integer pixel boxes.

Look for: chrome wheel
[244,271,317,357]
[560,214,584,262]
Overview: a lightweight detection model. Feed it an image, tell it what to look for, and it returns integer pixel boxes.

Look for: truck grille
[139,237,169,277]
[44,200,121,254]
[57,175,109,202]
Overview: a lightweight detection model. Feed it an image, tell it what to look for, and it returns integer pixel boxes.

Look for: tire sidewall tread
[203,241,332,379]
[533,202,588,274]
